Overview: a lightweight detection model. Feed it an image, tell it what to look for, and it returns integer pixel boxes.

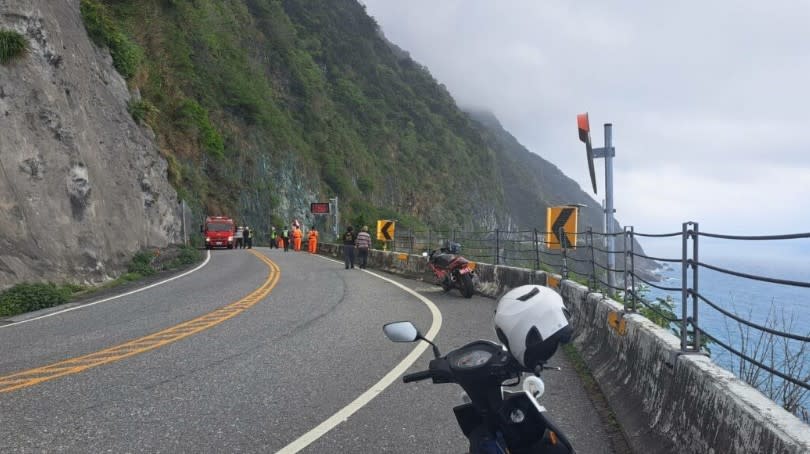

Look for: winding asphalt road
[0,247,621,453]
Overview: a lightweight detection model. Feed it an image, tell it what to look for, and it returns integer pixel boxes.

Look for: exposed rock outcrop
[0,0,179,288]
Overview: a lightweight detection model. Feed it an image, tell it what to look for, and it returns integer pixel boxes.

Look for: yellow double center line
[0,250,279,393]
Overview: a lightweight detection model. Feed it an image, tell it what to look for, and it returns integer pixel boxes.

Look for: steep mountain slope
[0,0,650,287]
[0,1,179,288]
[74,0,509,235]
[75,0,622,237]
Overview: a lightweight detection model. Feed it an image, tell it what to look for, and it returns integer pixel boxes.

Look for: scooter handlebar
[403,370,433,383]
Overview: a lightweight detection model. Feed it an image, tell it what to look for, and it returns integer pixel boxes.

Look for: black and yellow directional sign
[376,220,395,241]
[546,206,578,250]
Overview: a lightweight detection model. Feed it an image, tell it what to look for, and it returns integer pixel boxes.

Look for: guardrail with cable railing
[390,223,810,418]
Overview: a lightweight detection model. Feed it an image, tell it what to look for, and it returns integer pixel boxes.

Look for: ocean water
[644,252,810,414]
[649,256,810,336]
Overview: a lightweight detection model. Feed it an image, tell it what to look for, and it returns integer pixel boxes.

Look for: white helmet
[494,285,572,369]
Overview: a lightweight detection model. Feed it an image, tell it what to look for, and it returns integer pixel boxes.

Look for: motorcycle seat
[433,253,456,268]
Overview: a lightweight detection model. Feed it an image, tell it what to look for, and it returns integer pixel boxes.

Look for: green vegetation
[0,283,79,317]
[630,285,711,353]
[78,0,508,235]
[561,343,631,451]
[127,250,158,277]
[128,99,159,128]
[80,0,143,79]
[0,245,202,318]
[125,244,202,280]
[0,29,27,64]
[173,99,225,159]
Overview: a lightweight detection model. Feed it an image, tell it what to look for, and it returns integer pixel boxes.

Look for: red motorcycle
[424,242,476,298]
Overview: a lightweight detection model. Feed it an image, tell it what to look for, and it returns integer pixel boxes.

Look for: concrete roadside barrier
[319,244,810,453]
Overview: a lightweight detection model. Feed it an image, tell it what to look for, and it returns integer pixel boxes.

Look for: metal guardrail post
[681,222,689,352]
[628,226,636,312]
[622,226,628,303]
[692,222,701,351]
[560,227,568,280]
[588,228,596,291]
[495,229,500,265]
[534,228,540,271]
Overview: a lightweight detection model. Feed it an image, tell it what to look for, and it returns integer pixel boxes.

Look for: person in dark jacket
[342,226,356,269]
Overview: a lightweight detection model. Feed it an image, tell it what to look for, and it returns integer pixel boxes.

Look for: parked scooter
[383,285,575,453]
[424,241,476,298]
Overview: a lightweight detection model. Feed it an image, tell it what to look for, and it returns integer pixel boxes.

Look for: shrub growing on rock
[80,0,142,79]
[0,283,70,316]
[127,250,157,276]
[0,29,27,65]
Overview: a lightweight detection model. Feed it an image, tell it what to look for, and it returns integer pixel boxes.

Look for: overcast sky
[362,0,810,259]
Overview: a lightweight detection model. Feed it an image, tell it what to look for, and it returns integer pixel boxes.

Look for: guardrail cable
[693,291,810,342]
[630,271,681,292]
[695,323,810,391]
[698,231,810,241]
[593,261,626,274]
[694,260,810,288]
[592,245,622,255]
[630,251,683,264]
[596,277,626,292]
[398,225,809,403]
[632,231,683,238]
[627,290,682,323]
[538,249,562,258]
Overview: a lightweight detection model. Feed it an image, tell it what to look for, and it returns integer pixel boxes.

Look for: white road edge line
[0,250,212,329]
[277,255,442,454]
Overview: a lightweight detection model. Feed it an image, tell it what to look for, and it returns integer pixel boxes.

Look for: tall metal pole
[578,114,617,293]
[601,199,607,249]
[604,124,615,292]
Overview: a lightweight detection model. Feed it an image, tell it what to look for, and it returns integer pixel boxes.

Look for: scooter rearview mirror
[383,321,419,343]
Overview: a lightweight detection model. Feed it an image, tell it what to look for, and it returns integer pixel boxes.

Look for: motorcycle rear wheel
[460,273,474,298]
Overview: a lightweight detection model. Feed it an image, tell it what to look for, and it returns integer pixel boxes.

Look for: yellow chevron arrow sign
[376,220,395,241]
[546,206,578,250]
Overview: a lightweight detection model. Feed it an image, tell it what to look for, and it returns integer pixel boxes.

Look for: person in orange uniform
[307,226,319,253]
[292,225,303,251]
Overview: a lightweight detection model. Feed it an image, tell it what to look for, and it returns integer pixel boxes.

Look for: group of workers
[228,220,374,269]
[269,225,319,253]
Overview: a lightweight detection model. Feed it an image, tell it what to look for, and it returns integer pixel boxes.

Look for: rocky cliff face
[0,0,179,288]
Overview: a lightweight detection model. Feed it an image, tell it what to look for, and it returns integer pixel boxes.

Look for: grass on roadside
[0,244,202,318]
[561,343,627,438]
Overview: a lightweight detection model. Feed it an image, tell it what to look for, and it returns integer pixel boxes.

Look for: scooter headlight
[510,408,526,423]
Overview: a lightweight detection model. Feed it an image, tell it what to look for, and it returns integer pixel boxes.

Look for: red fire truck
[201,216,235,249]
